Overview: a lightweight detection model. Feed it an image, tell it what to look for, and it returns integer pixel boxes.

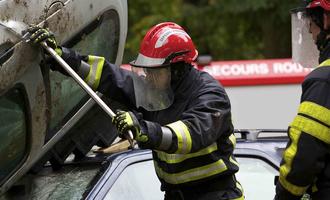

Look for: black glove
[112,110,149,143]
[27,25,85,75]
[27,25,62,55]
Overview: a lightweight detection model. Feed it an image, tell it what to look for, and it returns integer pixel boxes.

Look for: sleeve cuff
[275,182,302,200]
[138,120,162,149]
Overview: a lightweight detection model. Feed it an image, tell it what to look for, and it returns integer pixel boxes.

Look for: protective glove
[27,25,62,56]
[26,25,84,75]
[112,110,149,143]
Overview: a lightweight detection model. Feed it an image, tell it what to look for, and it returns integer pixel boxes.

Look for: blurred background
[123,0,301,63]
[123,0,305,130]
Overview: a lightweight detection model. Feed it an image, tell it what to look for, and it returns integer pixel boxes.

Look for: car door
[0,0,127,195]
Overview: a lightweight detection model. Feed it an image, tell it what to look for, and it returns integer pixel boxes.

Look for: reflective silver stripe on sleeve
[166,121,192,154]
[77,61,91,79]
[158,126,173,150]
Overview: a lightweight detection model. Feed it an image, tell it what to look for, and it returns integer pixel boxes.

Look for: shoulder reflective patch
[290,115,330,144]
[318,58,330,67]
[156,143,217,164]
[166,121,192,154]
[154,158,227,185]
[85,55,105,90]
[299,101,330,127]
[279,127,307,196]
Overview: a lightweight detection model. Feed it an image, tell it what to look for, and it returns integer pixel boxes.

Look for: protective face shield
[291,9,319,68]
[130,22,198,111]
[131,64,173,111]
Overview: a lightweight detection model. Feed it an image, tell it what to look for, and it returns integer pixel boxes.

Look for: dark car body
[0,130,287,200]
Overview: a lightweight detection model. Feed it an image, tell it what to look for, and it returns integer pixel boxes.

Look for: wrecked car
[0,0,127,196]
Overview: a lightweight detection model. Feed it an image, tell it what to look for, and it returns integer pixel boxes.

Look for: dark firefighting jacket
[275,46,330,199]
[57,47,240,191]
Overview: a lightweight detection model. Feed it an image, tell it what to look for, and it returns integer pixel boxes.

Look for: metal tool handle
[41,42,134,147]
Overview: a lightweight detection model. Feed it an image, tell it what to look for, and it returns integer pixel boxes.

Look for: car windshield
[236,157,278,200]
[104,157,278,200]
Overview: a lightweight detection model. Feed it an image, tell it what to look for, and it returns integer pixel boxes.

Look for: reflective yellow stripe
[231,196,244,200]
[85,56,94,84]
[228,133,239,167]
[279,176,308,196]
[231,182,244,200]
[281,127,300,176]
[312,184,318,193]
[85,55,105,90]
[299,101,330,126]
[318,58,330,67]
[156,143,217,164]
[229,133,236,147]
[280,127,306,196]
[230,155,239,167]
[166,121,192,154]
[155,159,227,184]
[291,115,330,144]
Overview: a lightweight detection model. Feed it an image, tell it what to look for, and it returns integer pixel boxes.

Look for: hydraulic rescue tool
[39,42,135,147]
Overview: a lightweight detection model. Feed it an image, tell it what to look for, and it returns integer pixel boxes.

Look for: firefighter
[274,0,330,199]
[27,22,244,200]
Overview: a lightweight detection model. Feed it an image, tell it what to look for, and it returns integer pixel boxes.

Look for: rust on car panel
[0,42,39,93]
[0,0,81,93]
[32,82,47,132]
[0,0,68,25]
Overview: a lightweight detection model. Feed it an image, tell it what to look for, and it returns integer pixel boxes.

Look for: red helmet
[130,22,198,68]
[306,0,330,11]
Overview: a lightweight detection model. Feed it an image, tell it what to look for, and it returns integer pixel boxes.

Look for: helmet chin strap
[317,28,330,62]
[316,28,330,50]
[170,62,192,90]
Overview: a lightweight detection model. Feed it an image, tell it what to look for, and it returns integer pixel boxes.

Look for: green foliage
[125,0,183,62]
[124,0,301,63]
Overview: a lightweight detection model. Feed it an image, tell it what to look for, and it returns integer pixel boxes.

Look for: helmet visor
[291,10,319,68]
[131,66,173,111]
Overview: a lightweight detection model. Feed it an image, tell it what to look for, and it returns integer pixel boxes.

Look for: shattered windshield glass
[29,165,99,200]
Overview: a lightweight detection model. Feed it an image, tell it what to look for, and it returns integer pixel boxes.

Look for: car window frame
[86,150,152,200]
[86,145,283,200]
